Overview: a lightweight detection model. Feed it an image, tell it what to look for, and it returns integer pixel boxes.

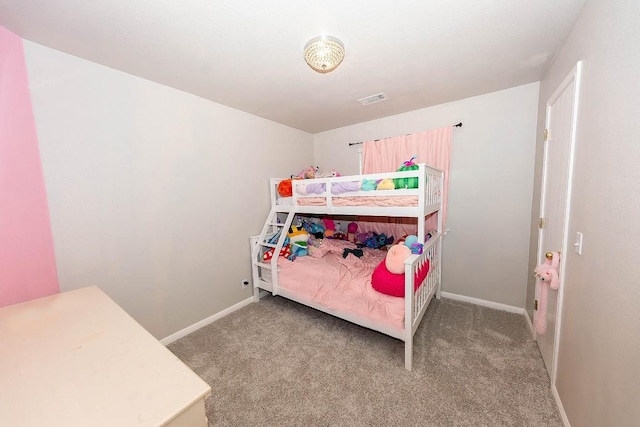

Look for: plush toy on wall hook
[533,251,561,335]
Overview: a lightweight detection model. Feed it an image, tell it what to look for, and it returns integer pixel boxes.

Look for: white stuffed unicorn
[317,169,341,178]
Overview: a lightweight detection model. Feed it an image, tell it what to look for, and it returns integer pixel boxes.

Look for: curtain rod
[348,122,462,146]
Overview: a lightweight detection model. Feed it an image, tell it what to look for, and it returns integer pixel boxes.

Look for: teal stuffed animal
[361,179,379,191]
[289,241,309,260]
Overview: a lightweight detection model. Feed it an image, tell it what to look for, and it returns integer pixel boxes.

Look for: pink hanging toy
[533,251,560,335]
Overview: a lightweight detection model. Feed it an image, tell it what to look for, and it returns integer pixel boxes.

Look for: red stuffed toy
[277,179,293,197]
[263,245,291,261]
[533,251,560,335]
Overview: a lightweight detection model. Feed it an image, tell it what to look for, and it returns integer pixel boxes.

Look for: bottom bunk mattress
[276,239,405,331]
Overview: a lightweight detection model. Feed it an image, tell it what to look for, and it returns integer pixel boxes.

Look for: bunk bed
[250,163,443,370]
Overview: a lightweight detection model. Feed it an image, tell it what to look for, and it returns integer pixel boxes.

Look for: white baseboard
[162,291,526,345]
[552,384,571,427]
[160,295,255,345]
[440,292,525,315]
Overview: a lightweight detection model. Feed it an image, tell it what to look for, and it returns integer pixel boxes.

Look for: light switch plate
[575,232,583,255]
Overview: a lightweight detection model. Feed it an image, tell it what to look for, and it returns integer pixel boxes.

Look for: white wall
[24,41,313,339]
[529,1,640,425]
[314,83,539,308]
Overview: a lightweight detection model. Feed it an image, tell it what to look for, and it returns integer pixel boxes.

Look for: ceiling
[0,0,585,133]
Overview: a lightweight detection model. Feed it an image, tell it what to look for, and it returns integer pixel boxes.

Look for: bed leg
[405,338,413,371]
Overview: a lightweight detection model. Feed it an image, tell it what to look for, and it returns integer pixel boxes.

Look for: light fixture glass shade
[303,35,345,73]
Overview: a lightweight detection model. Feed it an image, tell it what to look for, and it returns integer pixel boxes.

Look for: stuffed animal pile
[262,225,312,262]
[263,217,405,263]
[356,232,394,249]
[294,166,319,180]
[396,234,424,254]
[360,178,396,191]
[278,167,344,197]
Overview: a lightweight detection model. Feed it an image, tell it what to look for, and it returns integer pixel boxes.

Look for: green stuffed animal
[394,156,419,189]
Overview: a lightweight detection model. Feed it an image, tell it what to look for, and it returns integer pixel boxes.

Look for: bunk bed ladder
[251,208,295,301]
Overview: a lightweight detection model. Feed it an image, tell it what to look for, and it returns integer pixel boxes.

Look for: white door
[536,62,582,380]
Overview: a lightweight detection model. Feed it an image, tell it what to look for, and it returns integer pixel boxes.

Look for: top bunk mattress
[278,195,418,207]
[271,163,443,213]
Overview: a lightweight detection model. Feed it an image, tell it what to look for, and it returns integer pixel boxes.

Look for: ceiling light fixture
[303,35,345,74]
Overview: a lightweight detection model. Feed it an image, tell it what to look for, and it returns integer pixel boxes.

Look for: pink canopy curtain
[362,126,453,231]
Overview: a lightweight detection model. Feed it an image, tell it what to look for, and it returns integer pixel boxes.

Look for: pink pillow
[371,258,430,297]
[385,244,412,274]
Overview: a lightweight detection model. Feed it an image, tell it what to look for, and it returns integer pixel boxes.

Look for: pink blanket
[276,239,405,331]
[296,195,418,207]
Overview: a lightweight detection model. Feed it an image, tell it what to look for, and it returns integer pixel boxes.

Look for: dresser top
[0,286,211,426]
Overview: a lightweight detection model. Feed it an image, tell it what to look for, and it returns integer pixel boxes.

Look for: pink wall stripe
[0,26,59,307]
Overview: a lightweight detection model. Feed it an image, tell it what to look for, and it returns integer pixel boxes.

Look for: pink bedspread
[296,195,418,207]
[276,239,405,331]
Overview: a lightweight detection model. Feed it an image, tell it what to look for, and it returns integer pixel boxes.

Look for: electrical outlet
[241,279,250,289]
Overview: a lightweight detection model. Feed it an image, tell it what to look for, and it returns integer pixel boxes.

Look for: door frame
[536,61,582,386]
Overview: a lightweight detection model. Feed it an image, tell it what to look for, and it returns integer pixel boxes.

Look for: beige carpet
[168,296,562,426]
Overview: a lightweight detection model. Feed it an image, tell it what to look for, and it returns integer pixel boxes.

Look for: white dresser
[0,286,211,426]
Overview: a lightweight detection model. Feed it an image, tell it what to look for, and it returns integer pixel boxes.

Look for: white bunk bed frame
[250,163,444,370]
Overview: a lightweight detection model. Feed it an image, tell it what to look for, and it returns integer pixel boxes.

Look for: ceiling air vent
[357,92,388,106]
